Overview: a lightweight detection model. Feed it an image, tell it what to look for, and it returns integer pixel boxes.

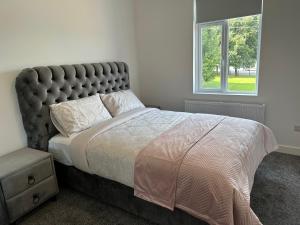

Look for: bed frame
[15,62,208,225]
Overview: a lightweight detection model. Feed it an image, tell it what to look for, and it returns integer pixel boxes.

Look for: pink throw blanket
[134,114,277,225]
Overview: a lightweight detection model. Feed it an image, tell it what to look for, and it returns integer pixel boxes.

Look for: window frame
[193,15,262,96]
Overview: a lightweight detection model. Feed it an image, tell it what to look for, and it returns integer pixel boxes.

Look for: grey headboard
[15,62,130,151]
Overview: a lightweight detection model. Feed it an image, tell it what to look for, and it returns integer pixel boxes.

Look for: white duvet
[69,108,191,187]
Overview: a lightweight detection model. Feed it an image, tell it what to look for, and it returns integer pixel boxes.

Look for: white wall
[1,0,299,156]
[0,0,139,156]
[135,0,300,154]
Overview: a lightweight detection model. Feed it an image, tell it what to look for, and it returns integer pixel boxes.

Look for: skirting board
[277,145,300,156]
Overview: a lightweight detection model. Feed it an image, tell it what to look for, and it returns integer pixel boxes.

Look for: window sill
[193,91,258,97]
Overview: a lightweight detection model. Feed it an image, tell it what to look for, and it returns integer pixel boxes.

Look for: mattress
[48,134,77,166]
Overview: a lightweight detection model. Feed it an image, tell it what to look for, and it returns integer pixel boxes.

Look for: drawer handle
[28,175,36,185]
[33,194,40,205]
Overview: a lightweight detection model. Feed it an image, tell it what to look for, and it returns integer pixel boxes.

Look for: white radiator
[185,100,265,124]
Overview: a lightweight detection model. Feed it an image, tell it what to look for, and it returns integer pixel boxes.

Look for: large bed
[15,62,277,225]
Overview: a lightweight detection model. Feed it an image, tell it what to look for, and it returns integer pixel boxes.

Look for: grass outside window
[203,75,256,92]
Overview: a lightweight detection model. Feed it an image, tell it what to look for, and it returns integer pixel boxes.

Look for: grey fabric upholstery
[15,62,130,151]
[55,162,208,225]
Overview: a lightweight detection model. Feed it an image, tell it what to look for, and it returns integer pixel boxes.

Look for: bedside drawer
[6,176,58,222]
[1,158,53,199]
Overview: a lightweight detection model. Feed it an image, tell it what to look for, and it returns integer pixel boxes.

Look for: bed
[15,62,277,225]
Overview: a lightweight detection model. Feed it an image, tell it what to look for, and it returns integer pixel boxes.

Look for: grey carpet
[20,152,300,225]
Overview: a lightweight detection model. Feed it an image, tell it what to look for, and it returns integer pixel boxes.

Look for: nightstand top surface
[0,148,50,179]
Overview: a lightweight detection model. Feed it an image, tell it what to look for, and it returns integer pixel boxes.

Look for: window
[194,15,262,95]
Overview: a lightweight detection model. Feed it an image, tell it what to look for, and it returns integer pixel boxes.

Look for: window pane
[227,15,260,92]
[200,24,222,89]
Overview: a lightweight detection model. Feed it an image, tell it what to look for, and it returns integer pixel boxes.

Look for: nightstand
[0,148,59,224]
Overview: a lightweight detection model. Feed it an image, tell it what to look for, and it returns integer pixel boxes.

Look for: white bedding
[48,134,77,166]
[50,94,112,137]
[69,108,192,187]
[50,108,276,191]
[100,90,145,117]
[48,108,192,186]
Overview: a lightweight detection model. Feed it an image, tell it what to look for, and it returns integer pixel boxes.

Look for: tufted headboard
[15,62,130,151]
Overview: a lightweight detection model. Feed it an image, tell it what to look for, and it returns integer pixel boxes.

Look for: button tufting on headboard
[15,62,130,151]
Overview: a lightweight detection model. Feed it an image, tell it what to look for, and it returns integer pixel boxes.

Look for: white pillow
[100,90,145,117]
[50,94,112,137]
